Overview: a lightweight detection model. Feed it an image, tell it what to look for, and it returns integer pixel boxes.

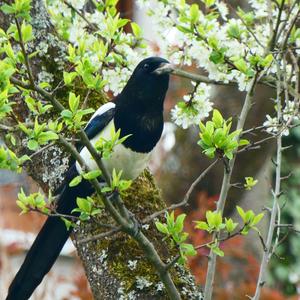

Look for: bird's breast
[76,120,151,180]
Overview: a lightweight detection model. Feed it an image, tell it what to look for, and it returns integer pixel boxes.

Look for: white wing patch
[87,102,116,125]
[77,118,151,180]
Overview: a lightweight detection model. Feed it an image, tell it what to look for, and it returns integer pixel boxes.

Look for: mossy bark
[74,170,202,299]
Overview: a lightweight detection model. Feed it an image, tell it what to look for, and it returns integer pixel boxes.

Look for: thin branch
[142,159,219,223]
[15,18,35,87]
[29,142,55,159]
[63,0,98,31]
[204,73,259,300]
[78,225,122,244]
[253,60,283,300]
[0,123,15,131]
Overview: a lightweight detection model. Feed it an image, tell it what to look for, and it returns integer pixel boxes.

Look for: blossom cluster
[47,0,151,95]
[171,82,213,129]
[263,101,300,136]
[136,0,299,130]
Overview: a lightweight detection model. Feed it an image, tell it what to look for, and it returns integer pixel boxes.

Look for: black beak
[152,62,174,75]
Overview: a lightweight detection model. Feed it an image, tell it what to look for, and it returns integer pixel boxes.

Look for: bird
[6,56,171,300]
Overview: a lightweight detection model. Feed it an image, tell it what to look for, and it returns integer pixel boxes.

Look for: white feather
[77,119,151,180]
[88,102,116,124]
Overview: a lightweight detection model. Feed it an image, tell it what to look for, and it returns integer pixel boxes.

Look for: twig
[78,225,122,243]
[0,123,15,131]
[142,159,219,223]
[29,142,55,159]
[63,0,98,31]
[15,18,35,87]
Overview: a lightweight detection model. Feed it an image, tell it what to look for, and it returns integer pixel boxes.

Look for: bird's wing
[84,102,116,140]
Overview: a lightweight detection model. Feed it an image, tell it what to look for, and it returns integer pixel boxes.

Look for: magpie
[6,56,171,300]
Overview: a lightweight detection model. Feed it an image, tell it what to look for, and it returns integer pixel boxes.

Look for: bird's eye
[143,63,149,70]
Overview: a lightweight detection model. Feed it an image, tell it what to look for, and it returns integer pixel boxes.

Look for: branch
[204,73,259,300]
[253,60,283,300]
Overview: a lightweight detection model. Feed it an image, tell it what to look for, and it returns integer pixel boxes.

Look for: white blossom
[215,1,228,20]
[171,83,213,129]
[263,114,289,136]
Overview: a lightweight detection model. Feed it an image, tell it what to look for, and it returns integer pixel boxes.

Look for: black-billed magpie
[6,57,171,300]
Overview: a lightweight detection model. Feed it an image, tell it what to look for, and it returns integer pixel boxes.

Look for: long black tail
[6,165,94,300]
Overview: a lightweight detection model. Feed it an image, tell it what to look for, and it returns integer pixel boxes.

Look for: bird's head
[133,56,172,77]
[120,57,172,109]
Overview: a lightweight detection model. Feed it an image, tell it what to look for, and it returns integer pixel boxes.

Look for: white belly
[76,121,151,180]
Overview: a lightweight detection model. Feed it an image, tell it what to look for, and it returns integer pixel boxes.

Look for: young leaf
[155,221,169,234]
[69,175,82,187]
[82,170,102,180]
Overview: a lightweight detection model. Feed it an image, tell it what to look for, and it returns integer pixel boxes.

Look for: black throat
[114,93,165,153]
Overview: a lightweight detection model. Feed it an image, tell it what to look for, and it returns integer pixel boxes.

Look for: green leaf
[82,170,102,180]
[118,179,132,191]
[61,109,73,119]
[180,243,197,256]
[209,50,225,64]
[203,147,216,158]
[69,175,82,187]
[206,210,215,228]
[233,58,249,74]
[190,4,200,24]
[1,4,15,14]
[38,131,59,144]
[63,71,77,85]
[27,139,38,151]
[211,245,224,257]
[225,218,238,233]
[194,221,209,231]
[261,54,273,67]
[21,22,33,42]
[224,150,233,160]
[174,213,186,233]
[16,200,29,214]
[155,221,169,234]
[61,217,73,230]
[236,206,246,222]
[76,197,92,213]
[117,18,129,28]
[227,24,242,39]
[239,139,249,146]
[251,212,264,226]
[131,22,142,37]
[244,176,258,190]
[68,92,80,113]
[176,25,192,34]
[244,210,255,223]
[212,109,223,128]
